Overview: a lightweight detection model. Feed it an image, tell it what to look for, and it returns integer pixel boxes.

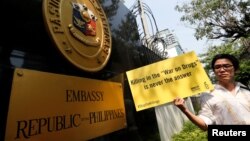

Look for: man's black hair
[211,54,239,70]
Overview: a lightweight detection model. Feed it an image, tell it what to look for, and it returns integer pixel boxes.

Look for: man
[174,54,250,131]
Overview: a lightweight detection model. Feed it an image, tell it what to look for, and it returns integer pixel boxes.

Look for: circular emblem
[43,0,112,72]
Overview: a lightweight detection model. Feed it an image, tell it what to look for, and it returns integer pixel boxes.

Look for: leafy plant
[172,121,207,141]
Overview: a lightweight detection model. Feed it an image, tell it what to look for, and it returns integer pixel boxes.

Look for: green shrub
[171,121,207,141]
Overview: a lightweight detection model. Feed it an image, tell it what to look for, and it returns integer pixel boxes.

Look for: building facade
[0,0,192,140]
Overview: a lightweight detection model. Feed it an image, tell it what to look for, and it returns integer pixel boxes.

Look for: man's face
[213,58,235,83]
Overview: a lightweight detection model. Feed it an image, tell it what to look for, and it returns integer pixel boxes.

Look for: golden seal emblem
[42,0,112,72]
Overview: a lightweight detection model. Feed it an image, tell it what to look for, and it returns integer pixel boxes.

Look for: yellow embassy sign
[5,68,126,141]
[126,51,214,111]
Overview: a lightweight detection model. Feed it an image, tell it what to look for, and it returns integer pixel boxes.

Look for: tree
[176,0,250,86]
[175,0,250,41]
[200,42,250,86]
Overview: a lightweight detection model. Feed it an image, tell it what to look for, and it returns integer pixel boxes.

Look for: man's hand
[173,97,186,111]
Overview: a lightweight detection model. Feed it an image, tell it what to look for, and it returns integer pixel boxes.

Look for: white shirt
[198,82,250,125]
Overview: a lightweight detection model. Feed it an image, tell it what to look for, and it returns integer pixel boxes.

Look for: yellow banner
[5,68,126,141]
[126,51,214,111]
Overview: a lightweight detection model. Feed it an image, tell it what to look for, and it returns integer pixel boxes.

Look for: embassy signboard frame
[5,68,126,141]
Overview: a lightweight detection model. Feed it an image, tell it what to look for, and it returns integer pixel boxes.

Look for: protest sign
[126,51,214,111]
